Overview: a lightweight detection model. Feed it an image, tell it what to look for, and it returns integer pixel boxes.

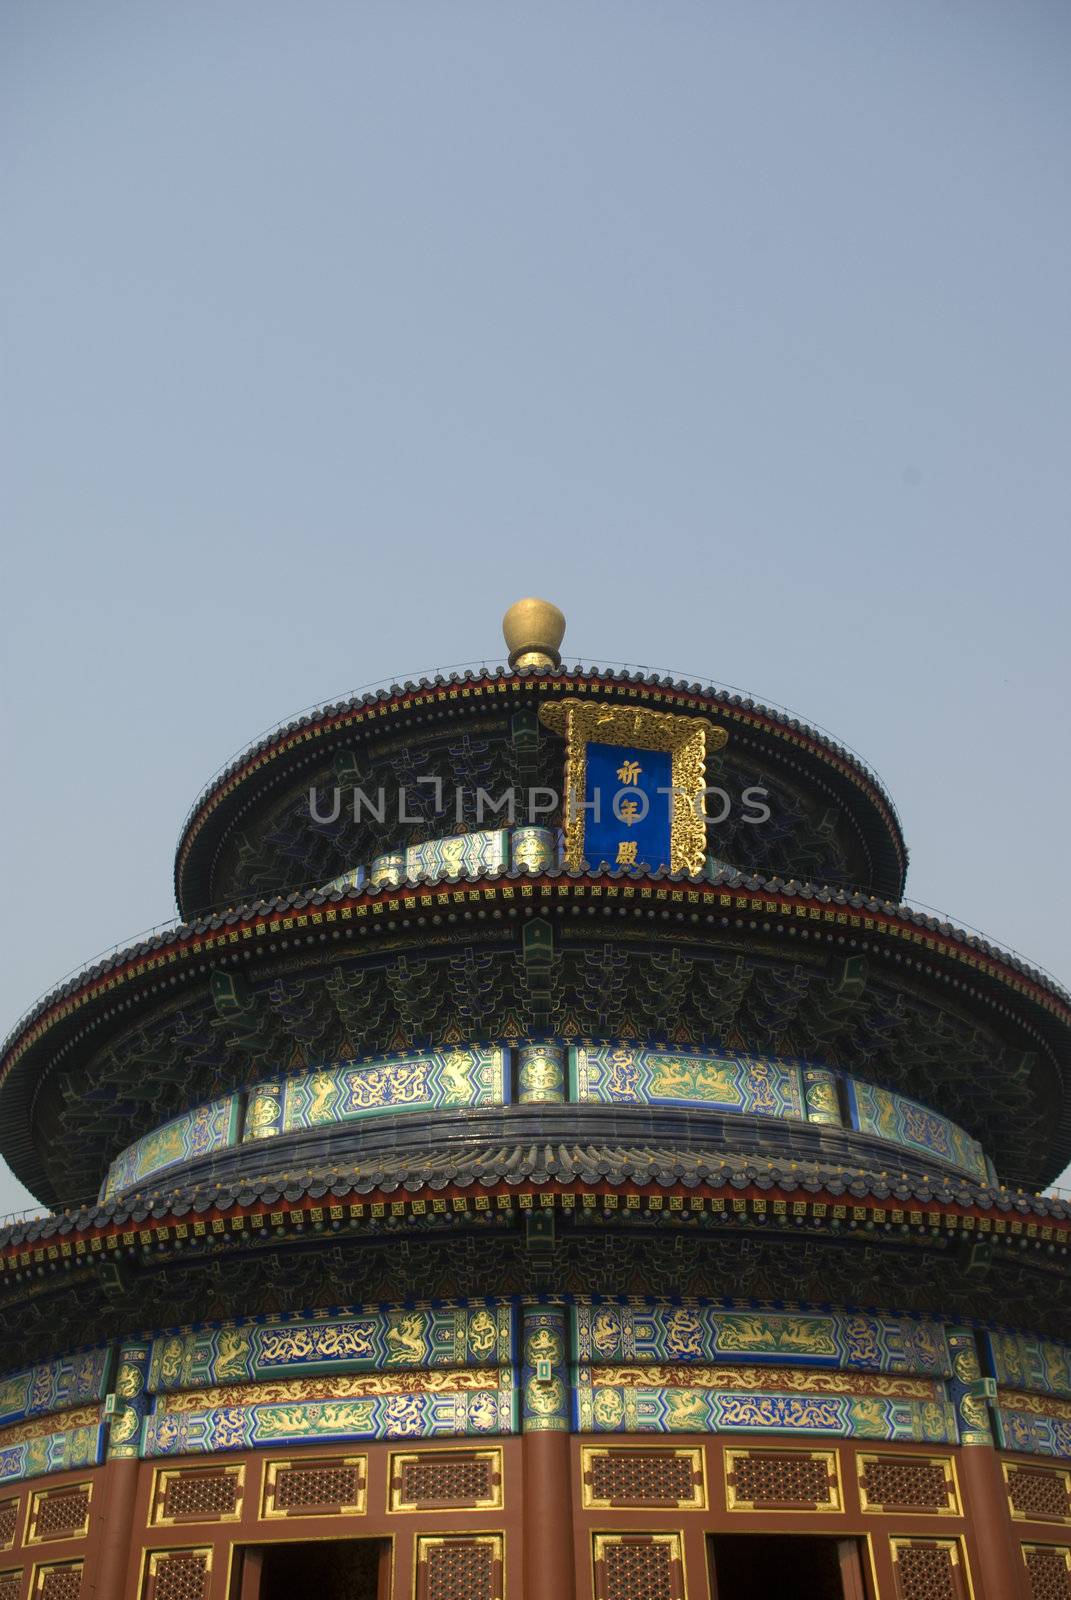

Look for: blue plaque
[583,742,672,870]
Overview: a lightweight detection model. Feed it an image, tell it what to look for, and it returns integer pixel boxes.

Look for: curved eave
[1,1163,1068,1294]
[172,666,909,915]
[2,864,1069,1204]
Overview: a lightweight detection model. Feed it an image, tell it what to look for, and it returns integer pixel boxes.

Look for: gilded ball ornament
[502,596,566,669]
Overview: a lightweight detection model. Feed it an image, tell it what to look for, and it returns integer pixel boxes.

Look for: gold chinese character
[616,840,638,865]
[617,759,642,784]
[619,800,640,826]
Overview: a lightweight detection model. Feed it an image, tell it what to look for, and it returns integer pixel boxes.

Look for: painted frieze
[142,1369,517,1458]
[405,830,509,882]
[574,1365,957,1443]
[572,1043,805,1120]
[515,1043,566,1104]
[244,1044,507,1139]
[946,1327,993,1446]
[0,1406,105,1486]
[107,1343,151,1461]
[0,1346,112,1429]
[101,1094,242,1200]
[509,826,557,873]
[521,1306,569,1433]
[844,1077,988,1184]
[147,1305,514,1394]
[994,1390,1071,1460]
[985,1330,1071,1400]
[572,1304,950,1377]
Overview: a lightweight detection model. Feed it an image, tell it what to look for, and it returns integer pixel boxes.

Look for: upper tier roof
[2,859,1069,1205]
[173,664,910,916]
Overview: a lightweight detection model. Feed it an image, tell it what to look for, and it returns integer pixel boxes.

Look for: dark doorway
[710,1534,866,1600]
[257,1539,386,1600]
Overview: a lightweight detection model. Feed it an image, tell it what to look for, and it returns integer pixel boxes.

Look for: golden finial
[502,597,566,670]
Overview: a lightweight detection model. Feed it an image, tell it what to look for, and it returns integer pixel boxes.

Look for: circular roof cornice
[2,863,1069,1202]
[172,666,910,915]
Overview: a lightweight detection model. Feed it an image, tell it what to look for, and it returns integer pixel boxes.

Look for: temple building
[0,598,1069,1600]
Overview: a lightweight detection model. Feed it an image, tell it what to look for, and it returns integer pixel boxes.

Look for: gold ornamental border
[857,1452,960,1517]
[580,1444,706,1511]
[724,1445,843,1513]
[148,1463,244,1528]
[538,699,727,875]
[260,1453,367,1520]
[388,1445,504,1514]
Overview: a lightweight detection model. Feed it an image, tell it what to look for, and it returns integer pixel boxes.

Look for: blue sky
[2,1,1069,1211]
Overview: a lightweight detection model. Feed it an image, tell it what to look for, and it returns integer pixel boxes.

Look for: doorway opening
[709,1534,867,1600]
[253,1539,388,1600]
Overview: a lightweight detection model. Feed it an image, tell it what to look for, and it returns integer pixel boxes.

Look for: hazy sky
[2,2,1069,1213]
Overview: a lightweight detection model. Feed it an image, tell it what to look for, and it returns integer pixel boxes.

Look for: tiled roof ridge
[4,861,1067,1079]
[3,1145,1068,1253]
[173,665,907,885]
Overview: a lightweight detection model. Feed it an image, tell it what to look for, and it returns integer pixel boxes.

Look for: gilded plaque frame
[538,699,727,875]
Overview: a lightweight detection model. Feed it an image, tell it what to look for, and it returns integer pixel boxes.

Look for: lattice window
[33,1562,84,1600]
[859,1455,956,1515]
[584,1448,702,1509]
[142,1549,211,1600]
[154,1467,241,1525]
[391,1449,502,1510]
[725,1448,840,1511]
[1009,1467,1071,1524]
[262,1456,366,1518]
[891,1538,969,1600]
[594,1534,685,1600]
[1024,1546,1071,1600]
[0,1572,21,1600]
[27,1487,92,1544]
[416,1534,503,1600]
[0,1500,17,1551]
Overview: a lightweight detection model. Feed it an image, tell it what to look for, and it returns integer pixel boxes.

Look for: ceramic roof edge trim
[171,665,909,914]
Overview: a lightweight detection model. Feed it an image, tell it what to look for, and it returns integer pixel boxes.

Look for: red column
[90,1458,140,1598]
[958,1446,1028,1600]
[523,1430,575,1600]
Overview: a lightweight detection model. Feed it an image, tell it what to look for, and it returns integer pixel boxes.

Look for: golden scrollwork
[538,699,727,875]
[588,1364,939,1400]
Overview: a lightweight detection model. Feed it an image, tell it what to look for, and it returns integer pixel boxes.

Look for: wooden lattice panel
[1024,1546,1071,1600]
[0,1572,21,1600]
[390,1449,503,1511]
[26,1485,92,1545]
[582,1447,704,1509]
[725,1447,841,1511]
[0,1500,17,1552]
[261,1455,366,1518]
[32,1562,84,1600]
[416,1534,503,1600]
[151,1465,243,1526]
[141,1548,212,1600]
[859,1454,957,1515]
[890,1538,969,1600]
[594,1534,685,1600]
[1008,1465,1071,1524]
